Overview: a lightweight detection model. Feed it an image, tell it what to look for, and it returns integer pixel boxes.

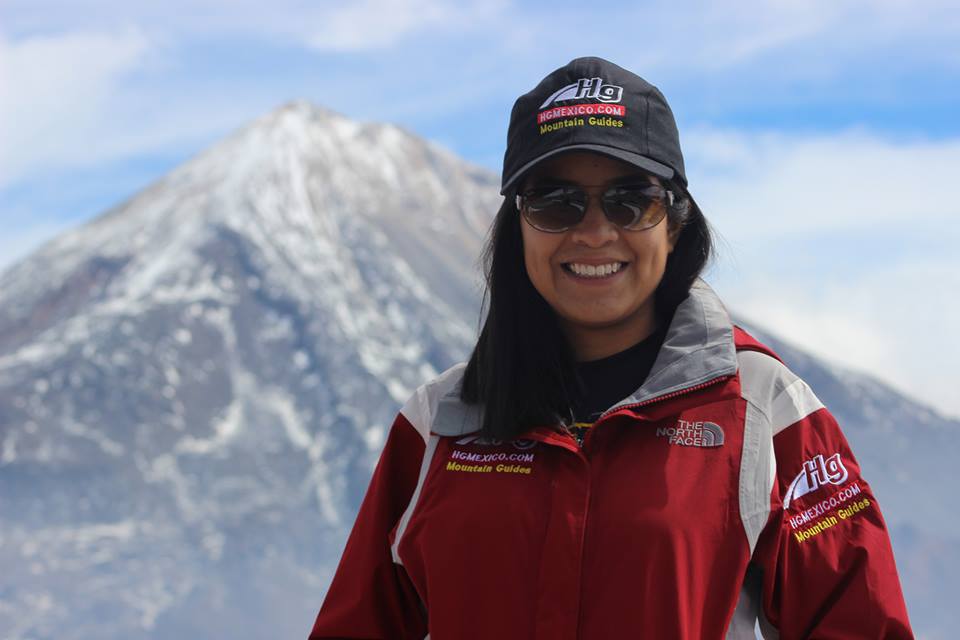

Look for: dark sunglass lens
[603,191,658,228]
[524,188,584,231]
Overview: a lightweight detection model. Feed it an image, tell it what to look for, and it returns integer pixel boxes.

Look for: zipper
[573,453,592,640]
[571,371,734,638]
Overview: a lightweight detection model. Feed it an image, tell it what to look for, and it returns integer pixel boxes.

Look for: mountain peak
[166,98,496,209]
[0,101,500,373]
[246,99,359,140]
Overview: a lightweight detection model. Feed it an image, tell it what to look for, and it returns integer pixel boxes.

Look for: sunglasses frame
[515,182,674,233]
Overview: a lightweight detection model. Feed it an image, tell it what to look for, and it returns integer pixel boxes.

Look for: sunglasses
[516,183,674,233]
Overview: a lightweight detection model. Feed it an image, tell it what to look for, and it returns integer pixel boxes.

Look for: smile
[562,262,626,278]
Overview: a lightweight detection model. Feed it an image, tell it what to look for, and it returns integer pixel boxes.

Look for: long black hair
[459,179,713,441]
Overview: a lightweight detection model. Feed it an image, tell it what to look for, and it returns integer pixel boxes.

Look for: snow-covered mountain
[0,101,497,639]
[0,101,955,639]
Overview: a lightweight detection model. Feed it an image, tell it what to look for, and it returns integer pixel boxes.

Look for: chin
[562,311,637,330]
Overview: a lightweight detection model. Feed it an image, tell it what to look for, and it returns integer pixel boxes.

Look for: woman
[309,57,913,639]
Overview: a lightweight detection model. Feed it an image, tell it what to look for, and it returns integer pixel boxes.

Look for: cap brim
[501,144,675,195]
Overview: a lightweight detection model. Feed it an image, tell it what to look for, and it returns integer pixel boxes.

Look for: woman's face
[520,151,679,361]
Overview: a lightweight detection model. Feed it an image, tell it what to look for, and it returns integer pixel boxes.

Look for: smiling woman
[309,57,914,639]
[518,152,681,361]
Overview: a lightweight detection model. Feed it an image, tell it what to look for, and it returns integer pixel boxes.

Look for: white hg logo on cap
[540,77,624,108]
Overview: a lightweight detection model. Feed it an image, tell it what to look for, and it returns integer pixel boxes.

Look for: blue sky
[2,0,959,417]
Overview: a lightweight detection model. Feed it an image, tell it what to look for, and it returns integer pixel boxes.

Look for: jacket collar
[432,278,737,437]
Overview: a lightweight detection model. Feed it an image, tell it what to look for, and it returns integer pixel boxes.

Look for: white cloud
[717,260,960,420]
[1,0,955,191]
[690,129,960,419]
[487,0,960,78]
[2,0,509,52]
[687,129,960,239]
[5,0,955,67]
[0,28,154,188]
[0,1,512,190]
[688,0,960,70]
[304,0,506,52]
[0,27,292,192]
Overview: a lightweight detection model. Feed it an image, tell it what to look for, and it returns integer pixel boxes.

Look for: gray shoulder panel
[739,400,775,554]
[431,392,483,437]
[731,350,810,638]
[736,350,786,555]
[400,363,470,441]
[736,350,827,554]
[737,350,824,435]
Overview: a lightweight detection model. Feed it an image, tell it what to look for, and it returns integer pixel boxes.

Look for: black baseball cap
[501,57,691,196]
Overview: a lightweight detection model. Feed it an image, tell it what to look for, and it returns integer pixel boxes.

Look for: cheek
[628,234,672,279]
[642,229,673,262]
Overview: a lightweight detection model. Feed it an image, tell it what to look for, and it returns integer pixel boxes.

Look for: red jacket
[310,281,913,639]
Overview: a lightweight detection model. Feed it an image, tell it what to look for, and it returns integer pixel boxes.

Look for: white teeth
[567,262,623,278]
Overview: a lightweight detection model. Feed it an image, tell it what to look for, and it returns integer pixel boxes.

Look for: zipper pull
[564,424,586,448]
[574,429,585,448]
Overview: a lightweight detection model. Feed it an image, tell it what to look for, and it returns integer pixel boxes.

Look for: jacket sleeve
[308,412,429,639]
[751,400,913,639]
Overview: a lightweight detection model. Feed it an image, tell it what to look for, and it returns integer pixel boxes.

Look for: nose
[569,197,618,247]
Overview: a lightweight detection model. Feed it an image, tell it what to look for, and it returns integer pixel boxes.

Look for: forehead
[524,151,657,186]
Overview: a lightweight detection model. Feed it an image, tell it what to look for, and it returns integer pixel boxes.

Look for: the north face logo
[655,420,725,447]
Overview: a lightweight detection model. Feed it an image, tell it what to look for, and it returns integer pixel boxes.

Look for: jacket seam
[739,398,774,532]
[391,434,439,566]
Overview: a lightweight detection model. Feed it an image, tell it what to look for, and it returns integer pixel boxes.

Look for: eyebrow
[525,173,655,188]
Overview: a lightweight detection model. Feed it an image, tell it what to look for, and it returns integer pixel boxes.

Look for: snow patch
[62,420,125,457]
